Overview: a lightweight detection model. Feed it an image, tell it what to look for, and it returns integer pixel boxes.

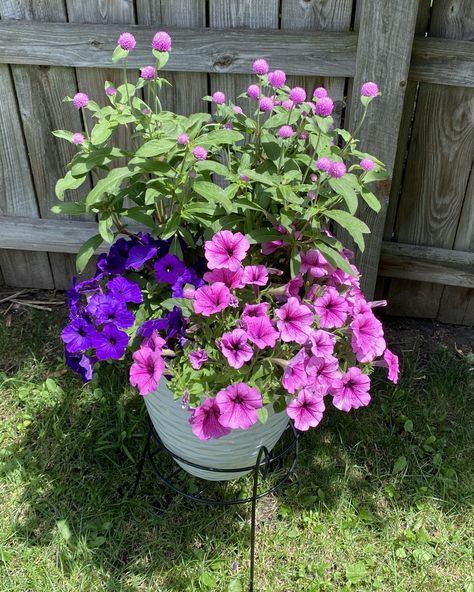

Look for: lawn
[0,307,473,591]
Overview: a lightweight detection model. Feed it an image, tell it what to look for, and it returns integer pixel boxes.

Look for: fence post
[346,0,419,298]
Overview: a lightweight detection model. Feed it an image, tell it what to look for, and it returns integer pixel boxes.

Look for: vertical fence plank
[343,0,419,298]
[136,0,207,116]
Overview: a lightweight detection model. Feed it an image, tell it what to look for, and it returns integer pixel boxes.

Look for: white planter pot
[144,379,289,481]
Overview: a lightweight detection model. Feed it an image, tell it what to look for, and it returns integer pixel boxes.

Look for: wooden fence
[0,0,473,322]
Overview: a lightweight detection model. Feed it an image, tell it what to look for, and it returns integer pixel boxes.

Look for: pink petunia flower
[287,275,304,298]
[129,347,165,396]
[300,249,332,278]
[314,286,348,329]
[331,367,371,412]
[383,349,399,384]
[350,312,386,362]
[306,355,341,390]
[203,268,244,289]
[189,349,208,370]
[282,349,309,394]
[244,316,278,350]
[242,302,269,319]
[276,297,314,344]
[286,387,325,431]
[189,397,231,441]
[193,282,231,316]
[308,329,336,358]
[204,230,250,272]
[219,329,253,369]
[242,265,268,287]
[142,330,166,352]
[216,383,263,430]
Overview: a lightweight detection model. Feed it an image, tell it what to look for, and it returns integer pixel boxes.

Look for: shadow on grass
[1,310,473,590]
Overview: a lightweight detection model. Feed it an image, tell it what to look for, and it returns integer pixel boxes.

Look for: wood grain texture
[136,0,207,116]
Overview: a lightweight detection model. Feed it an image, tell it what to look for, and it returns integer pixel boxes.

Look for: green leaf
[227,579,243,592]
[123,208,155,228]
[55,171,87,200]
[98,217,114,244]
[363,170,388,184]
[290,248,301,276]
[195,160,232,178]
[329,177,358,214]
[392,455,407,474]
[316,242,354,276]
[161,213,181,240]
[346,561,368,584]
[197,129,244,147]
[136,139,176,158]
[112,46,129,62]
[152,50,170,69]
[56,520,72,542]
[262,141,280,161]
[90,122,113,145]
[193,181,233,213]
[51,202,87,215]
[263,110,300,129]
[360,188,381,212]
[85,167,133,207]
[246,229,285,244]
[169,235,183,259]
[76,234,103,273]
[52,129,74,142]
[239,169,275,186]
[257,406,269,425]
[178,226,196,248]
[324,209,370,252]
[160,298,194,316]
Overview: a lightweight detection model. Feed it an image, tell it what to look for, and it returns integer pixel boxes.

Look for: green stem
[123,58,130,107]
[341,104,368,156]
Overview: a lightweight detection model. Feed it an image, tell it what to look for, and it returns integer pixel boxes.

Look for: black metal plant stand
[130,417,299,592]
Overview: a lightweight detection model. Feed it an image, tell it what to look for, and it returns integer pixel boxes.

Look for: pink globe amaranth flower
[244,316,278,350]
[242,302,269,319]
[239,174,250,182]
[328,161,347,178]
[331,367,371,412]
[300,249,332,279]
[189,397,231,441]
[247,84,260,100]
[216,383,263,430]
[73,92,89,109]
[316,157,331,172]
[192,146,207,160]
[361,81,379,97]
[310,173,318,183]
[152,31,172,52]
[309,329,336,359]
[281,99,295,110]
[252,58,269,75]
[105,86,117,96]
[360,158,375,171]
[72,133,85,145]
[268,69,286,88]
[314,286,348,329]
[282,349,308,394]
[204,230,250,272]
[212,91,226,104]
[233,105,243,114]
[306,355,342,391]
[313,87,328,99]
[383,349,399,384]
[315,96,334,117]
[129,347,165,396]
[117,32,136,50]
[219,329,253,369]
[289,86,306,104]
[189,349,208,370]
[203,267,244,289]
[224,121,233,130]
[350,311,386,362]
[287,387,325,431]
[276,297,314,344]
[140,66,156,80]
[279,125,294,139]
[177,133,189,145]
[259,97,274,112]
[193,282,231,316]
[241,265,268,287]
[299,131,309,140]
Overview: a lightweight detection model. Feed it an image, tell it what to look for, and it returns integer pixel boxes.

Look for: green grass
[0,309,473,591]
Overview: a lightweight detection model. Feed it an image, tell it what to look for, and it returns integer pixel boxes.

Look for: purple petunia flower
[94,299,135,329]
[91,324,129,361]
[243,316,278,350]
[152,31,172,52]
[138,318,168,338]
[61,318,96,353]
[171,268,204,297]
[189,349,208,370]
[97,238,131,274]
[64,350,96,382]
[106,276,142,304]
[154,254,186,285]
[127,243,158,270]
[166,306,186,340]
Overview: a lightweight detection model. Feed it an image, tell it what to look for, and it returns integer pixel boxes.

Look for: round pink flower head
[316,156,332,172]
[279,125,294,139]
[192,146,207,160]
[281,99,295,110]
[307,191,317,200]
[105,86,117,97]
[140,66,156,80]
[268,69,286,88]
[152,31,172,52]
[310,173,318,183]
[247,84,260,100]
[361,81,379,97]
[252,58,269,75]
[216,383,263,430]
[212,91,226,105]
[259,97,274,112]
[233,105,243,114]
[289,86,306,104]
[328,161,347,178]
[315,96,334,117]
[313,87,328,99]
[360,158,375,171]
[117,32,136,50]
[177,133,189,145]
[73,92,89,109]
[72,132,85,145]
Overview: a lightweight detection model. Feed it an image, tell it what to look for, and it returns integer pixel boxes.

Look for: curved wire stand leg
[129,427,151,498]
[249,446,270,592]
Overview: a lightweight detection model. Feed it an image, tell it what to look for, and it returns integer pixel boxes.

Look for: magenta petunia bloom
[152,31,172,52]
[300,249,332,278]
[219,329,253,369]
[91,324,129,361]
[242,302,269,319]
[314,286,348,329]
[72,133,85,145]
[313,87,328,99]
[244,316,278,350]
[194,282,231,317]
[203,267,244,289]
[276,297,314,344]
[315,96,334,117]
[252,58,269,75]
[309,329,336,359]
[117,32,136,50]
[140,66,156,80]
[316,157,332,172]
[192,146,207,160]
[282,349,309,394]
[383,349,399,384]
[73,92,89,109]
[216,383,263,430]
[331,367,371,412]
[177,133,189,145]
[351,312,386,362]
[247,84,260,100]
[189,349,209,370]
[306,355,342,390]
[279,125,294,139]
[286,275,304,298]
[289,86,306,104]
[328,161,347,178]
[154,254,186,285]
[241,265,268,287]
[361,81,379,97]
[212,91,226,104]
[204,230,250,271]
[287,388,325,431]
[259,97,274,112]
[129,346,165,396]
[141,330,166,352]
[105,86,117,96]
[107,276,142,304]
[189,397,231,441]
[268,69,286,88]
